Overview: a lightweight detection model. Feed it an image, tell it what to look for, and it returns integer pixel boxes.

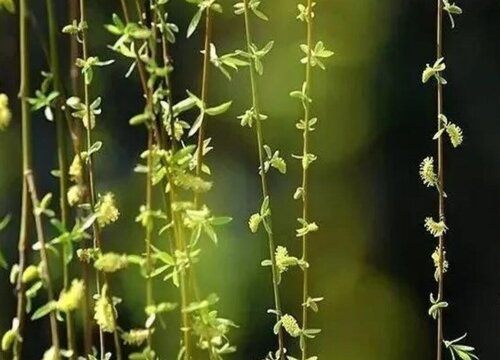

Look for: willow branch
[435,1,445,360]
[242,1,285,357]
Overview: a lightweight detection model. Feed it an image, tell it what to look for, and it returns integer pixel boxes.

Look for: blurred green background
[0,0,499,359]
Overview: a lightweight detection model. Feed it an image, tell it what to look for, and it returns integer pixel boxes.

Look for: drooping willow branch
[435,2,445,358]
[44,0,76,355]
[75,0,123,358]
[420,2,477,360]
[194,6,212,209]
[13,1,32,357]
[299,1,314,358]
[240,1,285,358]
[292,1,331,359]
[16,0,62,356]
[25,172,62,358]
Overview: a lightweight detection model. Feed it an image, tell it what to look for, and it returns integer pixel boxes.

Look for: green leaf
[0,214,11,231]
[129,112,152,126]
[210,216,232,226]
[87,141,103,156]
[0,250,7,269]
[188,112,205,137]
[433,128,446,140]
[187,8,203,38]
[172,97,197,115]
[205,101,232,116]
[31,301,57,320]
[9,264,19,284]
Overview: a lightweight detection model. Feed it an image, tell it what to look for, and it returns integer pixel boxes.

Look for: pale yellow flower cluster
[96,193,120,227]
[0,94,12,131]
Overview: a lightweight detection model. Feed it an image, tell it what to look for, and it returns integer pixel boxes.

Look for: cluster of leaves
[106,0,237,358]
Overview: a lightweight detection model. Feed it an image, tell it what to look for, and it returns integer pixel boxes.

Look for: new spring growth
[95,193,120,227]
[41,347,73,360]
[425,217,448,238]
[0,93,12,131]
[261,246,304,284]
[66,96,102,130]
[27,73,60,122]
[429,293,448,320]
[234,0,268,21]
[1,318,19,351]
[444,333,479,360]
[238,107,267,128]
[57,279,85,312]
[94,284,118,333]
[419,157,438,187]
[422,57,447,84]
[202,43,249,81]
[67,153,86,205]
[248,196,271,233]
[434,114,464,148]
[121,329,151,346]
[69,154,83,181]
[296,218,319,237]
[279,314,301,338]
[275,246,299,274]
[186,0,222,38]
[432,247,449,281]
[262,145,287,174]
[297,2,316,22]
[21,264,40,283]
[442,0,463,29]
[300,41,334,70]
[94,252,129,273]
[67,185,85,207]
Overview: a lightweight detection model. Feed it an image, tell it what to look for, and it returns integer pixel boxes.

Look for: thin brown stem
[45,0,75,356]
[14,2,31,358]
[78,1,122,358]
[69,0,93,353]
[78,0,104,354]
[194,8,212,208]
[436,1,445,360]
[300,1,314,359]
[242,1,285,357]
[25,171,61,359]
[145,128,154,348]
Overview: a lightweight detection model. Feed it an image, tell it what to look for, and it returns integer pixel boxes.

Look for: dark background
[0,0,499,359]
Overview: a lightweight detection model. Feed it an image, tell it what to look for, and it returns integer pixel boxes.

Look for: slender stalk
[78,1,122,358]
[13,186,29,360]
[16,2,61,357]
[14,2,31,358]
[242,1,284,357]
[20,8,61,357]
[157,10,193,358]
[120,0,150,98]
[69,0,93,353]
[25,172,61,359]
[435,1,445,359]
[300,1,314,359]
[78,0,104,354]
[145,128,154,348]
[194,8,212,208]
[45,0,76,356]
[174,209,192,360]
[186,4,214,352]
